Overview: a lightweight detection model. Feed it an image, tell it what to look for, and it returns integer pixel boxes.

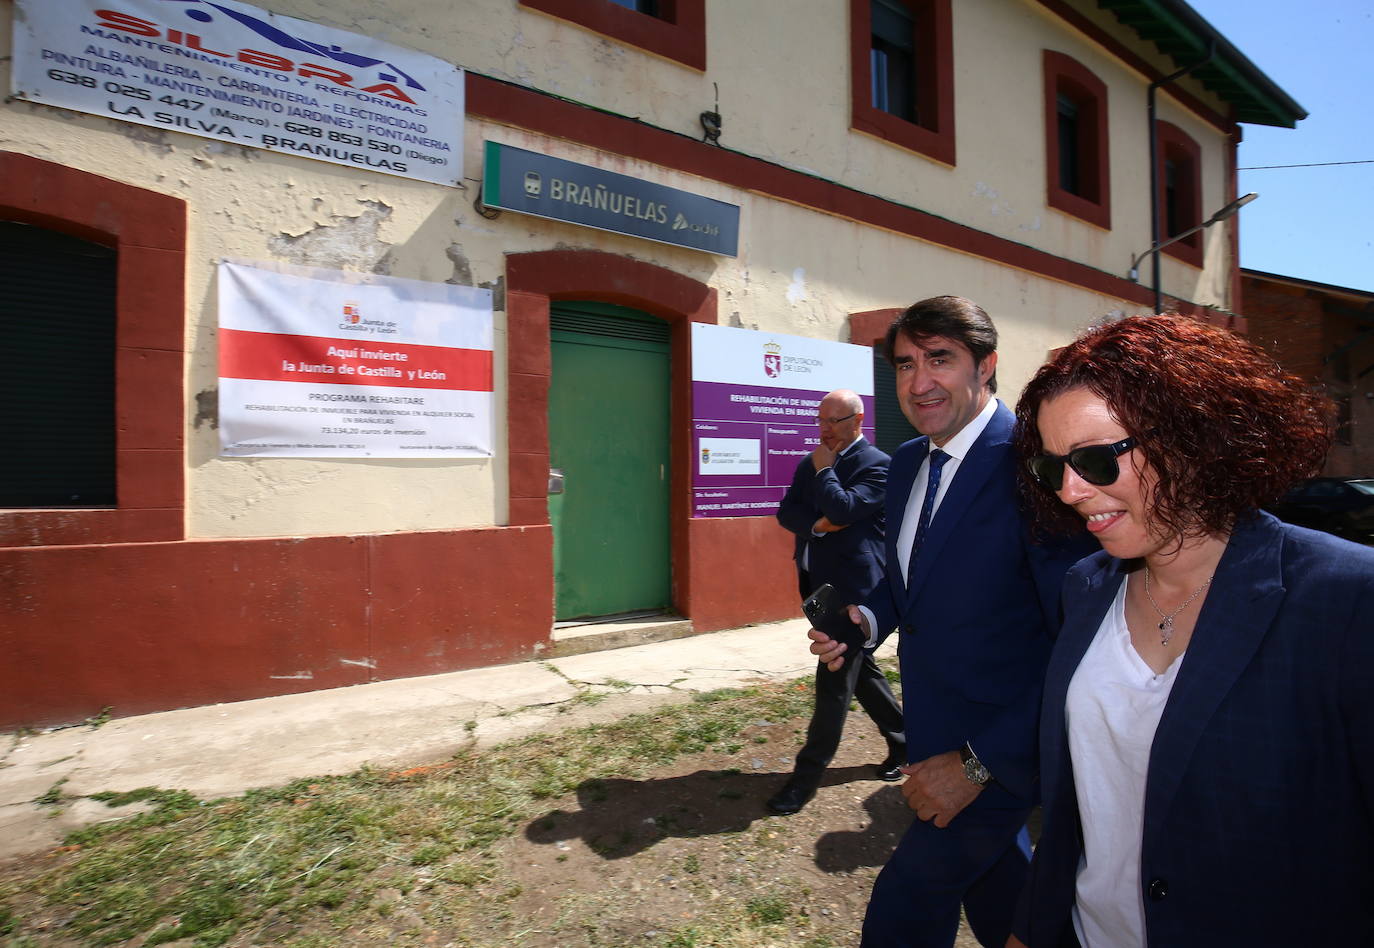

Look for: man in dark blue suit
[811,298,1084,948]
[767,389,906,816]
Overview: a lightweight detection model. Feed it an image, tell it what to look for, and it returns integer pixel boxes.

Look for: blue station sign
[482,141,740,256]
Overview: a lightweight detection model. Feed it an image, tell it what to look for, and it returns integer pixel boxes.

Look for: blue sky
[1186,0,1373,294]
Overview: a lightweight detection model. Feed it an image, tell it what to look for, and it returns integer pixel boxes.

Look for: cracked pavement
[0,618,839,862]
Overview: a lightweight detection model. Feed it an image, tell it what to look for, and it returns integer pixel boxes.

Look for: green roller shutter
[548,302,671,621]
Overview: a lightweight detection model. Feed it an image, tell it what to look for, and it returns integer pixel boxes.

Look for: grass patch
[32,778,67,807]
[0,677,819,947]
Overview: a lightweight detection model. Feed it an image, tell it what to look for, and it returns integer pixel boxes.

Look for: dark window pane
[873,349,918,454]
[607,0,660,15]
[1335,393,1353,446]
[1164,158,1181,237]
[0,221,117,507]
[871,0,917,122]
[1057,93,1081,195]
[1331,347,1352,385]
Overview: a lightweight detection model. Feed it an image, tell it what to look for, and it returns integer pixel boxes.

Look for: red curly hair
[1013,314,1333,539]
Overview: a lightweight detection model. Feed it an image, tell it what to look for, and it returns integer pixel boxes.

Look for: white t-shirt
[1067,577,1186,948]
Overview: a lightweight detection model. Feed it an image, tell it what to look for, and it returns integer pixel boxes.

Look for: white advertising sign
[218,261,493,458]
[12,0,463,186]
[696,437,762,476]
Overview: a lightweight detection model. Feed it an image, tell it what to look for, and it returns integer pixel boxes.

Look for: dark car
[1266,476,1374,542]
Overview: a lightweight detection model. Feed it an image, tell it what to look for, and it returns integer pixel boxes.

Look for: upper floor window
[1043,51,1110,229]
[849,0,955,165]
[1155,121,1203,267]
[871,0,916,121]
[607,0,661,14]
[520,0,705,71]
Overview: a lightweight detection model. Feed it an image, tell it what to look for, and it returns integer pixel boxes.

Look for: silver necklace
[1143,567,1213,645]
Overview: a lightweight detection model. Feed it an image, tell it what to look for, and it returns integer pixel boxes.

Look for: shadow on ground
[524,764,909,871]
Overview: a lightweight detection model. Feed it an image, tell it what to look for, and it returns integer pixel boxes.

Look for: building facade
[1241,269,1374,476]
[0,0,1302,729]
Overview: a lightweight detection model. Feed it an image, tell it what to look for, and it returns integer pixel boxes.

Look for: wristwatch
[959,743,992,787]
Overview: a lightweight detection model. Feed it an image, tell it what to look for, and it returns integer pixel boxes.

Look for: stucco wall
[0,0,1236,542]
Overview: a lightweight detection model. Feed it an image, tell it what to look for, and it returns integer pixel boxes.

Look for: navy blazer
[864,401,1083,806]
[1018,512,1374,947]
[775,437,889,606]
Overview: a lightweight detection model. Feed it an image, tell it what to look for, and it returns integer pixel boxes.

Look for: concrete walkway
[0,618,874,862]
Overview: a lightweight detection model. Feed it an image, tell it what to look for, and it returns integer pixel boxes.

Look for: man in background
[767,389,905,816]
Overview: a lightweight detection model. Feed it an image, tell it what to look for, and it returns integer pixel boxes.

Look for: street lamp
[1128,192,1258,310]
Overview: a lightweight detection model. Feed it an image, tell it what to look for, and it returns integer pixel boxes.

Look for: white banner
[12,0,463,186]
[218,261,494,458]
[690,323,876,394]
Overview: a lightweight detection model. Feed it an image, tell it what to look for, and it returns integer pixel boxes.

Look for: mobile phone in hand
[802,583,838,626]
[801,583,865,665]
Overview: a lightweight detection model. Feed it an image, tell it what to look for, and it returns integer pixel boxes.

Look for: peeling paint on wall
[193,388,218,431]
[112,122,173,155]
[786,268,807,304]
[446,243,474,285]
[480,275,506,311]
[268,200,394,271]
[972,182,1020,220]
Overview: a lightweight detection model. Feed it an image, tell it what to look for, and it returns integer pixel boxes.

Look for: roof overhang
[1095,0,1307,128]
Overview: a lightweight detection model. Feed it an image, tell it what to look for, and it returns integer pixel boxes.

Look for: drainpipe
[1148,40,1215,314]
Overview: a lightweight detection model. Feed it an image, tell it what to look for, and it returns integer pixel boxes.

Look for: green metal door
[549,303,671,620]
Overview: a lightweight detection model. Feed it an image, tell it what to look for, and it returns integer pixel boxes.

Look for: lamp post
[1129,192,1258,312]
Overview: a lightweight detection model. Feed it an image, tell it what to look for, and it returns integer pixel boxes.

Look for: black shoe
[765,780,816,815]
[874,754,904,782]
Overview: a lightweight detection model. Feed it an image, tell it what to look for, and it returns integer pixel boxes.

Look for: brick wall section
[1240,272,1374,476]
[1240,275,1328,379]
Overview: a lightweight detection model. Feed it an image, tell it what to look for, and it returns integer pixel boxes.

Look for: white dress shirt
[892,396,999,576]
[858,396,1000,645]
[1068,577,1185,948]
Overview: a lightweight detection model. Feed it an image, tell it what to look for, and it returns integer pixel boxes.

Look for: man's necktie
[906,449,949,584]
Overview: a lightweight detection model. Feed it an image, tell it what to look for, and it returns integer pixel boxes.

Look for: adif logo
[342,302,361,324]
[672,212,690,231]
[763,341,782,379]
[524,171,542,198]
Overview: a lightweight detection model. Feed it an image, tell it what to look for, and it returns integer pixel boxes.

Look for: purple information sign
[690,323,877,519]
[692,380,875,518]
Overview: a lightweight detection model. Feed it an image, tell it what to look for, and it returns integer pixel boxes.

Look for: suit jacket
[865,401,1083,807]
[775,436,889,606]
[1017,512,1374,947]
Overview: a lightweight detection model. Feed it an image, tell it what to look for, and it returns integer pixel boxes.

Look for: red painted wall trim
[848,0,956,165]
[0,153,185,547]
[0,527,553,730]
[1155,120,1204,268]
[519,0,706,71]
[467,76,1157,310]
[1043,50,1112,230]
[850,308,904,348]
[1034,0,1235,135]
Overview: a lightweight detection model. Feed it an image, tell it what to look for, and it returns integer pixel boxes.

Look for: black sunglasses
[1027,436,1138,491]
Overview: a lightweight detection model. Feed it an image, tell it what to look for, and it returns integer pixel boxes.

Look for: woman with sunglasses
[1007,314,1374,947]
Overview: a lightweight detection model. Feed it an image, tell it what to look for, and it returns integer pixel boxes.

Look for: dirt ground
[475,709,982,947]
